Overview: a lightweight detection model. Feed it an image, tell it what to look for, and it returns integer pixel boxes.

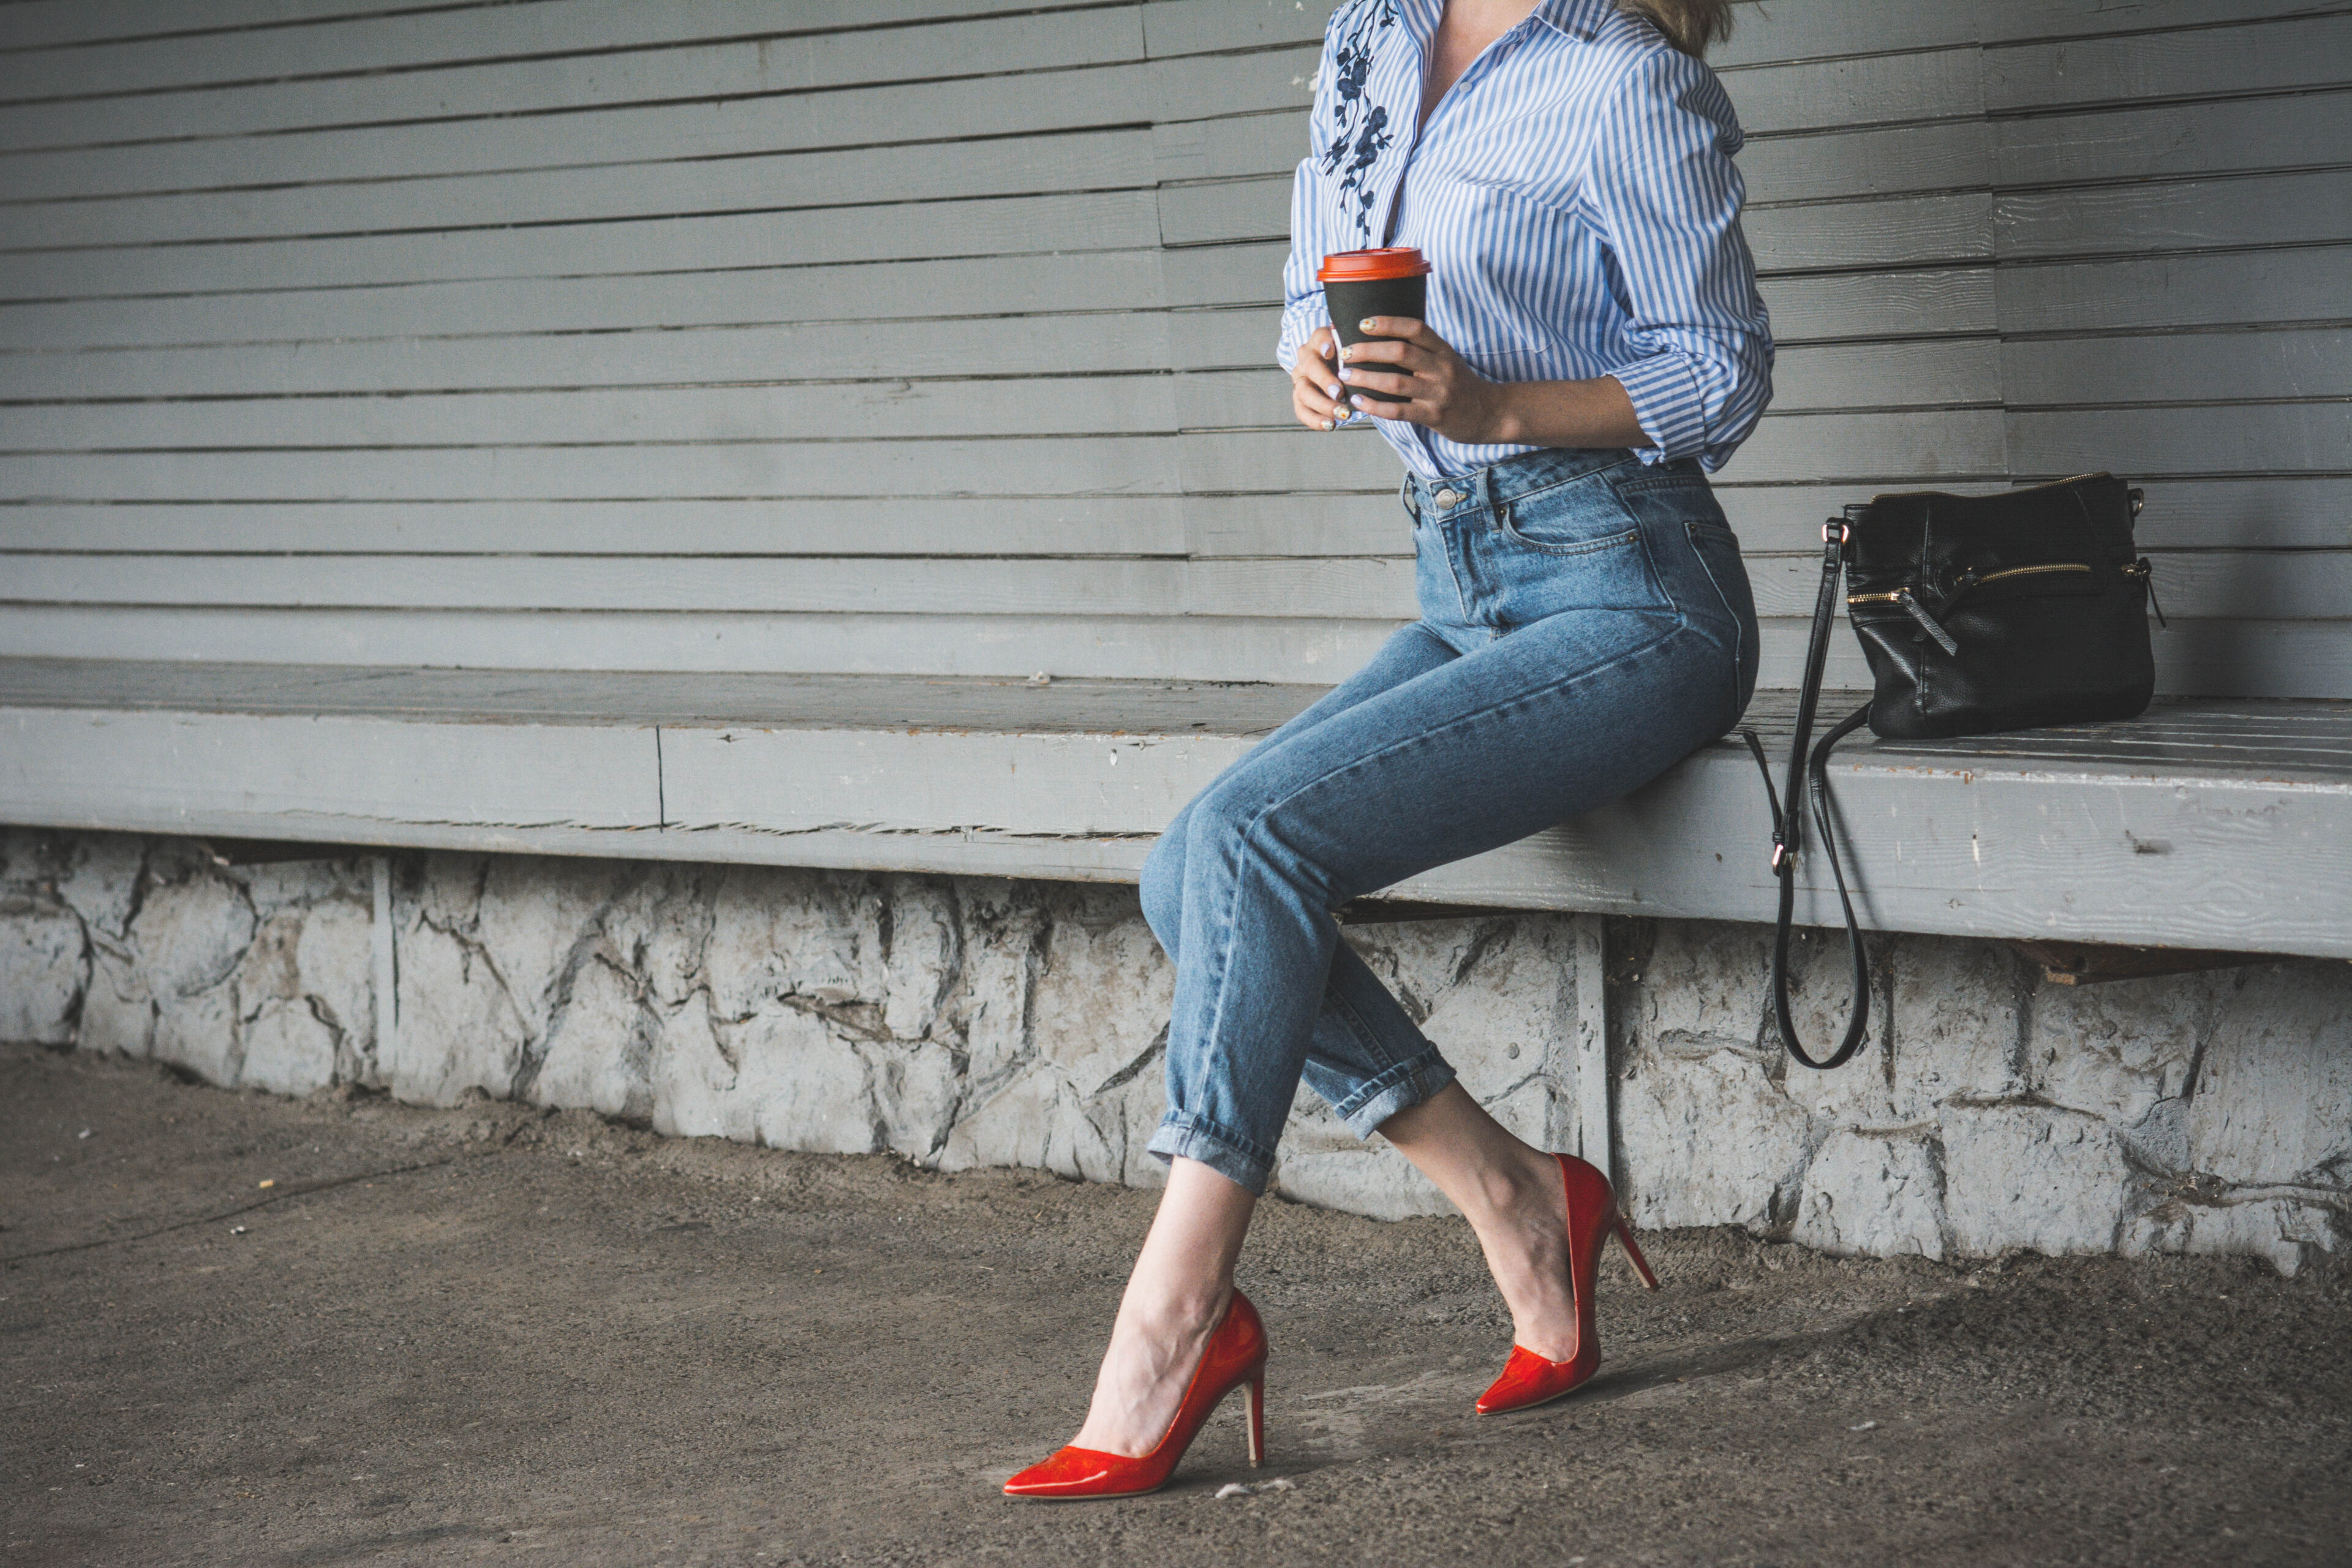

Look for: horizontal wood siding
[1,0,2343,695]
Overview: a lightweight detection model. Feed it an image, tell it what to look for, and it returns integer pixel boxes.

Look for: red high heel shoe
[1003,1288,1268,1500]
[1474,1152,1659,1415]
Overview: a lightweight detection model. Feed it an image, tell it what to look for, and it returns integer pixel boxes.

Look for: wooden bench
[8,656,2345,961]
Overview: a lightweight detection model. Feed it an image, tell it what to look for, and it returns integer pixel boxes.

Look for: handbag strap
[1738,516,1873,1069]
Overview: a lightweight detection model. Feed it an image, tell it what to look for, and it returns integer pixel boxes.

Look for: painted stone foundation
[5,827,2348,1275]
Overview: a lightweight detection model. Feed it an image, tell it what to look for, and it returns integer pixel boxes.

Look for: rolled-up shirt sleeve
[1584,48,1773,469]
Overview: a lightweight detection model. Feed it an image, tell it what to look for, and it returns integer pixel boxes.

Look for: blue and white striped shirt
[1278,0,1774,479]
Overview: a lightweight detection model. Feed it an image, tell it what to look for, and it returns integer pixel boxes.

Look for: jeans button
[1433,488,1464,510]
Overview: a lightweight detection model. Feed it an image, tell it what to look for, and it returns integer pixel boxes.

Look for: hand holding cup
[1336,317,1511,445]
[1288,325,1349,432]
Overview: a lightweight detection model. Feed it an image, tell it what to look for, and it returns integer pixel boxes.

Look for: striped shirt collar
[1393,0,1621,43]
[1532,0,1625,41]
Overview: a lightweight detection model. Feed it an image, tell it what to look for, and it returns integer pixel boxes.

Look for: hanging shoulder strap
[1738,516,1873,1069]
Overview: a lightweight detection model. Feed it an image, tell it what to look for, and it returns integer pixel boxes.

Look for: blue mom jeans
[1139,444,1761,1193]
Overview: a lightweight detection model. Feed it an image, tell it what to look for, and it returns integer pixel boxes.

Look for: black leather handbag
[1745,473,2161,1068]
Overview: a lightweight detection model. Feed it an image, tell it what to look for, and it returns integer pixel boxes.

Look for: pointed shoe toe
[1002,1446,1140,1499]
[1474,1342,1599,1415]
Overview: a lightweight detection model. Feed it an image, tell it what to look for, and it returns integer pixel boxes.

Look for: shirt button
[1433,488,1464,510]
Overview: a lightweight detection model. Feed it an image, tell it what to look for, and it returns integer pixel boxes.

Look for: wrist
[1482,381,1528,447]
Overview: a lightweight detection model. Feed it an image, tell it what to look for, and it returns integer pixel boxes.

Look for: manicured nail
[1321,418,1335,431]
[1325,382,1342,397]
[1351,394,1368,407]
[1359,318,1376,331]
[1338,366,1352,381]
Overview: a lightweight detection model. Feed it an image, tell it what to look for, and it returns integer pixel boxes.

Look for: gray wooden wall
[1,0,2343,696]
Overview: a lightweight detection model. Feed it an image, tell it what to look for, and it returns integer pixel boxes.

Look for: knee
[1185,775,1336,900]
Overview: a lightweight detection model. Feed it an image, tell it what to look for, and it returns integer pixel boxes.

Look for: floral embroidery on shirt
[1319,0,1398,247]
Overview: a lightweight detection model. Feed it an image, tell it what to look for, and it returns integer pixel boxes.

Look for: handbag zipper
[1977,561,2094,587]
[1847,559,2101,656]
[1847,560,2094,606]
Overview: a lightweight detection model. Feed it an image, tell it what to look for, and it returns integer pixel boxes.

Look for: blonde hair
[1618,0,1736,57]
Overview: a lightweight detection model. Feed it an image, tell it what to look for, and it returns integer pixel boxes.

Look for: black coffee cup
[1317,247,1431,405]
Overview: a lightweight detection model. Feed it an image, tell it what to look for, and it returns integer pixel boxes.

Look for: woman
[1005,0,1765,1498]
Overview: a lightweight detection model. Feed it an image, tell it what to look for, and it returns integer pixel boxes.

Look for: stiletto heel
[1244,1372,1265,1468]
[1615,1215,1660,1291]
[1476,1153,1657,1415]
[1004,1289,1269,1499]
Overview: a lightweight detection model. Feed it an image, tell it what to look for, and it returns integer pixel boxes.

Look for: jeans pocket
[1487,469,1673,619]
[1494,467,1641,556]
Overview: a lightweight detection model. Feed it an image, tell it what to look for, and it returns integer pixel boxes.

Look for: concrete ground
[4,1045,2347,1568]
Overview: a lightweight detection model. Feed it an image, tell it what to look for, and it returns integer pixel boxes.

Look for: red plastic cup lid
[1317,247,1431,282]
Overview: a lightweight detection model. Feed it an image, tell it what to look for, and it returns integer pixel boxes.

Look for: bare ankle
[1127,1280,1229,1341]
[1460,1143,1553,1224]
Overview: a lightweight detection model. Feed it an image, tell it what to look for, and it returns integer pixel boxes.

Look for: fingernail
[1359,318,1376,331]
[1351,394,1367,407]
[1338,367,1352,381]
[1325,382,1342,397]
[1321,419,1335,431]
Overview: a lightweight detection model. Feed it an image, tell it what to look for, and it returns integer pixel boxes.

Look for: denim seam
[1191,833,1303,1105]
[1329,1046,1455,1134]
[1683,519,1749,720]
[1613,466,1708,496]
[1433,518,1476,625]
[1324,968,1417,1074]
[1182,811,1251,1120]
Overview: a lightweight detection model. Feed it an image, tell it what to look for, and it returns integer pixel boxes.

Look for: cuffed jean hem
[1145,1112,1278,1196]
[1328,1046,1457,1140]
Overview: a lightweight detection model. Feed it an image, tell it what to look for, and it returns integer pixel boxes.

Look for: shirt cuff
[1607,353,1711,464]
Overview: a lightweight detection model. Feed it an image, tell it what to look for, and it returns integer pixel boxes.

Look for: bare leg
[1069,1156,1257,1457]
[1376,1081,1580,1359]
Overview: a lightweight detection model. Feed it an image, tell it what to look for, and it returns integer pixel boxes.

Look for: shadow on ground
[4,1045,2346,1566]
